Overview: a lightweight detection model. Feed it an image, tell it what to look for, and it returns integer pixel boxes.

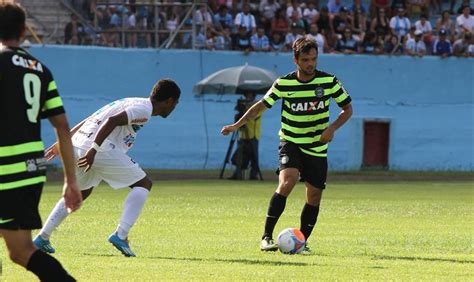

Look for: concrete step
[16,0,73,44]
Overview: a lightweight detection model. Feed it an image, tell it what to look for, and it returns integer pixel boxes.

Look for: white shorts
[74,147,146,190]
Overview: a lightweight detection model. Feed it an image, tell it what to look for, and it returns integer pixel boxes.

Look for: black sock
[263,192,287,239]
[26,249,76,282]
[300,203,320,241]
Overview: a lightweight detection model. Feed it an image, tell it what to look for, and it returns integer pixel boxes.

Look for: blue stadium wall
[31,46,473,171]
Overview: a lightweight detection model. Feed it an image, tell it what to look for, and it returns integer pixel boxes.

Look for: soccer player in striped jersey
[221,36,353,254]
[0,3,82,280]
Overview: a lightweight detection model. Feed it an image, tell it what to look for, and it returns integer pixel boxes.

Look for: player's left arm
[320,103,352,143]
[77,111,129,172]
[320,77,353,143]
[48,113,83,213]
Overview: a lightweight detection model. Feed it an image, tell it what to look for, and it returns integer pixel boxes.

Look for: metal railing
[80,0,208,49]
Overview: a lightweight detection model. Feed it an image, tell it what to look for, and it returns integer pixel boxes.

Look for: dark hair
[275,8,285,19]
[218,4,227,12]
[0,3,26,40]
[292,36,318,58]
[441,10,450,17]
[150,79,181,102]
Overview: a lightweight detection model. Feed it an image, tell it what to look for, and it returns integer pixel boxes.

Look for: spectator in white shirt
[259,0,280,20]
[405,29,426,56]
[453,32,472,56]
[456,5,474,34]
[390,7,411,39]
[195,5,213,28]
[284,22,304,51]
[251,26,271,52]
[307,23,326,53]
[303,1,320,24]
[259,0,281,32]
[126,11,137,48]
[415,13,433,46]
[287,0,303,20]
[234,3,257,34]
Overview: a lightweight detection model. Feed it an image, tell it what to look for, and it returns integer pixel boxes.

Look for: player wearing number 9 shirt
[0,3,81,281]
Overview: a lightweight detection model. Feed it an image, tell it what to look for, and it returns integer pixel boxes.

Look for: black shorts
[0,183,43,230]
[277,141,328,189]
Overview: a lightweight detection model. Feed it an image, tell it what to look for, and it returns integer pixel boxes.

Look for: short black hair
[150,79,181,102]
[218,4,227,12]
[0,3,26,40]
[292,36,318,59]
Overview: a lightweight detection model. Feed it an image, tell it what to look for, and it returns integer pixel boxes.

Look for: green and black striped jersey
[262,70,351,157]
[0,46,65,190]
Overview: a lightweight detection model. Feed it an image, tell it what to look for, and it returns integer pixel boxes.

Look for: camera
[234,98,248,122]
[233,92,257,122]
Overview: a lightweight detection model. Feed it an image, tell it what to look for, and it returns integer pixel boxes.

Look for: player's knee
[8,246,32,266]
[282,177,298,189]
[278,177,298,195]
[8,249,21,264]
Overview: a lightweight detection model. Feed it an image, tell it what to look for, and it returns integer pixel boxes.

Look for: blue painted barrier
[30,46,473,170]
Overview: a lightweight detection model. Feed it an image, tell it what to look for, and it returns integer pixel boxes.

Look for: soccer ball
[277,228,306,254]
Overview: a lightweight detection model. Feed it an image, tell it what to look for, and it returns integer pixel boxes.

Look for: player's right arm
[48,113,82,213]
[77,111,129,172]
[221,101,267,135]
[221,79,282,135]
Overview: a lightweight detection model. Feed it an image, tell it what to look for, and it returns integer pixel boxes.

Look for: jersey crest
[314,86,324,98]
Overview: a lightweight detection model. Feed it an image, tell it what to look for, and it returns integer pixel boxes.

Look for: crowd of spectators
[65,0,474,57]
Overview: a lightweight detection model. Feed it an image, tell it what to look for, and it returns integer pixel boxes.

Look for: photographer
[229,91,262,180]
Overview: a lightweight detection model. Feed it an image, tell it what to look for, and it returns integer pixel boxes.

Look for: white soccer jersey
[72,98,152,153]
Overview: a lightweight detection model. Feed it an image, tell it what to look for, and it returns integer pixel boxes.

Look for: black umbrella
[193,64,278,95]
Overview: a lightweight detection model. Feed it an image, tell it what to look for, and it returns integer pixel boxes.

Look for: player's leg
[299,155,327,254]
[34,187,94,253]
[98,150,149,257]
[261,168,299,251]
[300,184,323,242]
[34,147,100,253]
[108,176,151,257]
[0,229,75,281]
[261,141,301,251]
[116,176,151,240]
[0,183,75,280]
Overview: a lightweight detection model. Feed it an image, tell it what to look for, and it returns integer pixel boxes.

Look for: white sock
[39,198,69,240]
[116,186,149,240]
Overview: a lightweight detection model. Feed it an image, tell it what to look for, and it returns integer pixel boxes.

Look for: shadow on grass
[82,252,312,266]
[83,253,118,257]
[373,255,474,264]
[145,256,311,266]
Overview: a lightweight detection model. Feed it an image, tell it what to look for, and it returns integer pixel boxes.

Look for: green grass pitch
[1,180,472,280]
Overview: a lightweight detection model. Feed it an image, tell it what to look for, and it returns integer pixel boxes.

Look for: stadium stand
[13,0,474,56]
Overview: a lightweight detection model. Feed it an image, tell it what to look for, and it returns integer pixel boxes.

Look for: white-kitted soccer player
[33,79,181,257]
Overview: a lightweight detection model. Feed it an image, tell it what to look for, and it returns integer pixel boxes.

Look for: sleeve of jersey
[126,105,151,125]
[330,77,352,108]
[262,79,282,108]
[40,77,65,119]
